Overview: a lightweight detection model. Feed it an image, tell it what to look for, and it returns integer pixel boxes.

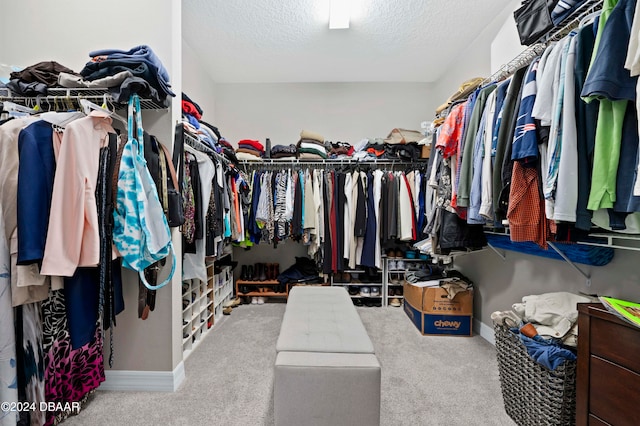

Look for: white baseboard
[101,361,185,392]
[473,318,495,346]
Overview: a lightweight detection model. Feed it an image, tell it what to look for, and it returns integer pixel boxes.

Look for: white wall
[1,0,183,373]
[182,39,217,123]
[432,0,520,107]
[213,82,436,146]
[491,8,525,74]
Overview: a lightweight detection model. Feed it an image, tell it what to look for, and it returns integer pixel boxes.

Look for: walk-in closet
[1,1,639,425]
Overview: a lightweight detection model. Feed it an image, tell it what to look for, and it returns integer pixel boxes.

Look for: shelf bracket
[547,242,592,287]
[486,243,506,261]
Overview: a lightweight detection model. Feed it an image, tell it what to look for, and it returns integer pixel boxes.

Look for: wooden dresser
[576,303,640,426]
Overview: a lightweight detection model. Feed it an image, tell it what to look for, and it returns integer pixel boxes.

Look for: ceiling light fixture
[329,0,350,29]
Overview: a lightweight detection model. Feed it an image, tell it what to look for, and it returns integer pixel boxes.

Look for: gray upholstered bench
[274,286,381,426]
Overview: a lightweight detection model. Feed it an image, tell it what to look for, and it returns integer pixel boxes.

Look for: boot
[259,263,267,281]
[264,263,272,280]
[240,264,248,281]
[273,263,280,280]
[252,263,260,281]
[247,265,254,281]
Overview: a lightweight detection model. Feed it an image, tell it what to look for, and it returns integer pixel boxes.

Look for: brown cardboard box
[420,144,431,159]
[403,281,473,336]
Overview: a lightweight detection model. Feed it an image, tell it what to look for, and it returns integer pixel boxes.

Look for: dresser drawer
[589,356,640,426]
[589,414,611,425]
[590,316,640,374]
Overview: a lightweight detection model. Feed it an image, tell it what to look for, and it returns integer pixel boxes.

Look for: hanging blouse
[41,116,116,277]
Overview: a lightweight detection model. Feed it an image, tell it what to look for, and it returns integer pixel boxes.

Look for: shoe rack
[181,251,235,358]
[213,262,234,323]
[330,266,385,307]
[384,256,432,307]
[236,262,288,302]
[181,262,215,358]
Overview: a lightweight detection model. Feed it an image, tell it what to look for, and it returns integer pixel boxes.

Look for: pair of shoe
[348,286,360,296]
[263,263,280,280]
[389,272,404,284]
[251,296,265,305]
[240,264,259,281]
[388,260,405,271]
[335,272,352,283]
[223,297,242,309]
[240,263,280,281]
[389,298,402,307]
[386,248,405,259]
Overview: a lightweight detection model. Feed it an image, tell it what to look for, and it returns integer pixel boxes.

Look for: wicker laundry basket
[493,321,577,426]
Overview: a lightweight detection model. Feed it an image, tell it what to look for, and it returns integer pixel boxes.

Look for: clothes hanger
[579,10,601,28]
[80,98,127,126]
[1,101,38,114]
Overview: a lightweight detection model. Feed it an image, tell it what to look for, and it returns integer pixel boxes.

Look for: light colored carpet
[64,302,515,426]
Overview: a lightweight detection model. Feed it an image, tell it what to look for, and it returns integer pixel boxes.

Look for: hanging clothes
[40,116,117,277]
[0,209,17,426]
[0,117,51,307]
[182,145,215,282]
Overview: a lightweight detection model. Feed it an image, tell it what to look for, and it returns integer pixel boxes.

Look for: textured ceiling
[183,0,510,83]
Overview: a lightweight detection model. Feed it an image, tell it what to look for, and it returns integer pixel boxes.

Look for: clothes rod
[239,158,427,165]
[184,132,231,165]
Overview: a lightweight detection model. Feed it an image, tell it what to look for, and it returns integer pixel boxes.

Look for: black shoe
[353,298,363,306]
[252,263,260,280]
[240,264,248,280]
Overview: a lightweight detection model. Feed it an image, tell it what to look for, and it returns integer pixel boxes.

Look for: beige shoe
[389,298,401,307]
[223,306,232,315]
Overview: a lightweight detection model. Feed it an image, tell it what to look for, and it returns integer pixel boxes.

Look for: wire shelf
[0,87,168,110]
[484,0,603,86]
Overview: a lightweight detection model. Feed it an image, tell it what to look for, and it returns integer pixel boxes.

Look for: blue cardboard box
[403,281,473,336]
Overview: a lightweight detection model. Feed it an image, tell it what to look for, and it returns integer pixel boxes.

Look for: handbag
[112,94,175,290]
[513,0,559,46]
[143,130,185,227]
